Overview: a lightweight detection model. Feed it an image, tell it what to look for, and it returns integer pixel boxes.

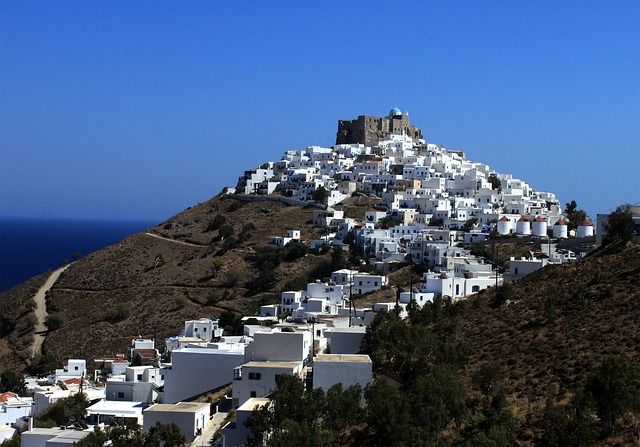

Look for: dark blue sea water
[0,217,157,292]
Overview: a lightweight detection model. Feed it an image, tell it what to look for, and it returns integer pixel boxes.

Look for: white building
[576,220,594,238]
[85,399,147,426]
[105,366,163,403]
[0,392,33,427]
[508,257,548,280]
[162,344,247,404]
[33,386,105,417]
[312,354,372,392]
[20,427,91,447]
[143,402,210,444]
[244,329,312,363]
[221,398,270,447]
[324,327,367,354]
[51,359,86,384]
[232,361,304,408]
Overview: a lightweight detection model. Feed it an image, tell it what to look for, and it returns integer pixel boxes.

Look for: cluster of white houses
[236,108,595,300]
[16,314,375,447]
[13,110,603,447]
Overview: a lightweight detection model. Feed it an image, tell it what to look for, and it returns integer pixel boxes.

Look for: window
[117,392,124,398]
[74,366,79,371]
[137,374,143,381]
[248,372,261,380]
[515,268,519,275]
[250,391,257,398]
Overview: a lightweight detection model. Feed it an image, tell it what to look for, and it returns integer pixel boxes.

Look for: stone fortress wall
[336,108,423,144]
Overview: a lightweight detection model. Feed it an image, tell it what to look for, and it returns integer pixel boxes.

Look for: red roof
[63,378,83,385]
[534,216,546,222]
[580,220,593,226]
[517,216,528,222]
[555,219,567,226]
[499,216,509,222]
[113,359,128,363]
[0,392,17,402]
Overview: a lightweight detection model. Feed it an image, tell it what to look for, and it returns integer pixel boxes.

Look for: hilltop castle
[336,107,423,145]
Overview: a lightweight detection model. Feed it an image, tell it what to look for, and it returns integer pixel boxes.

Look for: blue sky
[1,1,638,222]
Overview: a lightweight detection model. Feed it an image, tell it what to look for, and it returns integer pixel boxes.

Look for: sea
[0,217,158,292]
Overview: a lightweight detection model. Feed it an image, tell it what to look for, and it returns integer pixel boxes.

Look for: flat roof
[325,327,367,333]
[242,361,302,369]
[238,398,270,412]
[145,402,209,413]
[315,354,372,363]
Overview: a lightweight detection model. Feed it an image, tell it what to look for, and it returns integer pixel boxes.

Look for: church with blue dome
[336,107,422,145]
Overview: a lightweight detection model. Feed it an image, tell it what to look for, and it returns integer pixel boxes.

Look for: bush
[205,214,227,232]
[25,313,38,327]
[585,355,639,433]
[104,304,131,323]
[45,313,66,331]
[283,241,308,262]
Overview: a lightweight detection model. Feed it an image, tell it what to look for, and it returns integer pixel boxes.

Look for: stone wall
[336,114,422,144]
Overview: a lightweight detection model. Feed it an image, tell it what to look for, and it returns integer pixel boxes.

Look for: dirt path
[31,264,71,357]
[144,232,204,247]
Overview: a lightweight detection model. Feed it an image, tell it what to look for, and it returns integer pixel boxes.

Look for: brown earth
[0,193,378,371]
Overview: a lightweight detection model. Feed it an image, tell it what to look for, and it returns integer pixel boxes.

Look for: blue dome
[389,107,402,116]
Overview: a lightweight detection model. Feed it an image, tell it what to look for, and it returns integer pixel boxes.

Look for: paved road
[31,264,71,357]
[191,410,230,447]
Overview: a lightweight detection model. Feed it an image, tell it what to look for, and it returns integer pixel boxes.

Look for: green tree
[36,393,90,427]
[282,241,308,262]
[145,421,186,447]
[205,214,227,232]
[492,282,515,308]
[323,383,364,434]
[45,312,66,331]
[28,353,62,376]
[0,370,26,394]
[245,375,334,447]
[585,354,639,433]
[464,217,479,232]
[488,174,502,191]
[603,204,636,245]
[543,391,599,447]
[312,186,328,202]
[411,364,467,434]
[364,378,413,447]
[76,425,147,447]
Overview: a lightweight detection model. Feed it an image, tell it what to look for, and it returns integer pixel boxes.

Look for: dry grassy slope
[459,242,640,403]
[0,194,352,369]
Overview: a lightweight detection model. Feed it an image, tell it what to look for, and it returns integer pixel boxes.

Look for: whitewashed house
[221,398,270,447]
[0,392,33,427]
[232,361,304,408]
[162,340,248,404]
[143,402,210,444]
[312,354,372,392]
[105,366,163,403]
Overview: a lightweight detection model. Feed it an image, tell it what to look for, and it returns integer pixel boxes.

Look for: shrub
[45,313,66,331]
[104,304,131,323]
[25,313,38,327]
[174,297,188,310]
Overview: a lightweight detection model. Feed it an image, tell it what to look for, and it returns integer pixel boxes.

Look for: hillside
[0,193,379,370]
[1,191,639,443]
